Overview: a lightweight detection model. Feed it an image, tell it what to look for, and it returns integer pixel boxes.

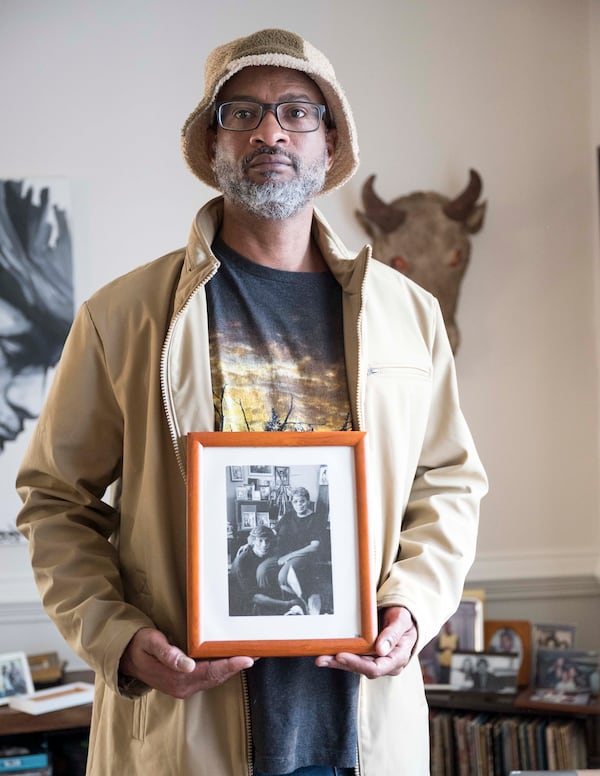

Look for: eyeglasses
[215,100,327,133]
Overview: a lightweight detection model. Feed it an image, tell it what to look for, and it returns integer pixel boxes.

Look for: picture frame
[229,465,244,482]
[8,682,94,715]
[534,647,600,692]
[274,466,289,485]
[532,622,576,650]
[187,430,376,658]
[484,619,532,687]
[0,650,35,705]
[249,464,274,478]
[235,485,251,501]
[419,594,484,688]
[450,650,519,694]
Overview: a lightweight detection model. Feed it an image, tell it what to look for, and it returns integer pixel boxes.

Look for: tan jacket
[17,197,487,775]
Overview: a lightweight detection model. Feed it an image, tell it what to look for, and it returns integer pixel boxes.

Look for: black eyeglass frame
[215,100,328,133]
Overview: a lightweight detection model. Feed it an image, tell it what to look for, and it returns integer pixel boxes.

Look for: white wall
[1,0,599,665]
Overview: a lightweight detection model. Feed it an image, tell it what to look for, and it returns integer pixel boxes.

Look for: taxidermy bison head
[356,169,486,353]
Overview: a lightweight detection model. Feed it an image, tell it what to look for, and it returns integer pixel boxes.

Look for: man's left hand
[315,605,417,679]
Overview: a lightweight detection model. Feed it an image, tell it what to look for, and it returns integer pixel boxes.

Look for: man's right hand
[119,627,254,699]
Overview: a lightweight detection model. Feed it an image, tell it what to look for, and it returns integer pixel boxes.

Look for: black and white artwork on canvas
[0,178,74,543]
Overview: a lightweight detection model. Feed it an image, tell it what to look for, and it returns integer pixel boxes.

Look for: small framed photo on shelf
[534,647,600,693]
[187,430,376,658]
[0,651,35,705]
[235,485,251,501]
[450,650,519,694]
[419,592,484,688]
[532,622,576,650]
[484,619,532,687]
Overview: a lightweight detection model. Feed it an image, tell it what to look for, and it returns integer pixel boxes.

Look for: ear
[325,127,337,172]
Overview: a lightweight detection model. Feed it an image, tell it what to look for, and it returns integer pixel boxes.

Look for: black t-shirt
[207,237,359,774]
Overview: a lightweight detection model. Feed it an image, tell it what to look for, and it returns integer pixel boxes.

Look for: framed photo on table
[419,593,484,688]
[0,651,35,705]
[187,430,376,658]
[484,619,532,687]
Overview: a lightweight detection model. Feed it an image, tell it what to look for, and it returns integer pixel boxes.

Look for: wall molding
[468,574,600,601]
[468,547,600,585]
[0,599,46,625]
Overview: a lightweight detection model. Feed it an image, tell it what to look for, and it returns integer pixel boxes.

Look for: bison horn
[443,169,483,222]
[361,175,406,233]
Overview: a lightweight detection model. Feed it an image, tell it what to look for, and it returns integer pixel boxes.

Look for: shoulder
[85,248,186,329]
[366,256,436,310]
[88,249,186,309]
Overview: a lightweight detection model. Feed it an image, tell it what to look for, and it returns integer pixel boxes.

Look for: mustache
[243,146,298,170]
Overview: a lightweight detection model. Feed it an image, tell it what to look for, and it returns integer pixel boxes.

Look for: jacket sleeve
[373,297,488,653]
[16,303,155,693]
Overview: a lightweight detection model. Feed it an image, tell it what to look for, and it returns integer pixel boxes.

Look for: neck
[219,199,326,272]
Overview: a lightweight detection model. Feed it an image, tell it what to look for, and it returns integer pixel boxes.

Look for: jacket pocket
[367,364,431,380]
[132,693,148,742]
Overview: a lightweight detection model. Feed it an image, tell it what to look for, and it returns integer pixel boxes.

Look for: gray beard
[213,146,328,220]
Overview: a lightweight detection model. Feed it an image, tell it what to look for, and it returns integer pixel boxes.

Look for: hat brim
[182,53,359,194]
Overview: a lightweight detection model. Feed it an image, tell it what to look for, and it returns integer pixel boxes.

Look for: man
[16,28,487,775]
[229,524,299,616]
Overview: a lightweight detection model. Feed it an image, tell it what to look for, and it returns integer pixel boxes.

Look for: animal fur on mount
[356,169,486,353]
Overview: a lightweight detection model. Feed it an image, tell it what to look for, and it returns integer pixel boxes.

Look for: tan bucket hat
[181,28,359,194]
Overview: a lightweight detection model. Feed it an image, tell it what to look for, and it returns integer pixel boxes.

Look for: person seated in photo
[229,524,305,616]
[264,486,332,615]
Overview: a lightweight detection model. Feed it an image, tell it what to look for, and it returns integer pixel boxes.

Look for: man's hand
[119,628,254,699]
[315,606,417,679]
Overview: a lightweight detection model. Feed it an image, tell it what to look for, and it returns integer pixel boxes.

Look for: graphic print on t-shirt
[207,238,352,433]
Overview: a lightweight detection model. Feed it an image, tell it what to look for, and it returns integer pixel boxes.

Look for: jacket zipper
[159,265,219,481]
[241,670,254,776]
[353,245,371,433]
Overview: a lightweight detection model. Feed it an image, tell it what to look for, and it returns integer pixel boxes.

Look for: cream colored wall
[1,0,599,666]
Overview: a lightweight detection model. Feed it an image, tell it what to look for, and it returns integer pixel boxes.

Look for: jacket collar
[178,195,370,306]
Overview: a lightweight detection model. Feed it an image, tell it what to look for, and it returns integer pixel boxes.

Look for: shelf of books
[427,688,600,776]
[420,598,600,776]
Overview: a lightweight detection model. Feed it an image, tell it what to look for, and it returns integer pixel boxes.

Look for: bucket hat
[182,28,359,193]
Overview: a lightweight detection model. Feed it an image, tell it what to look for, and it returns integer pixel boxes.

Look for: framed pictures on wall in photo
[186,431,376,658]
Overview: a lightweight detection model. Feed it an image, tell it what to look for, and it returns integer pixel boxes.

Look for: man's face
[251,535,272,557]
[209,66,337,219]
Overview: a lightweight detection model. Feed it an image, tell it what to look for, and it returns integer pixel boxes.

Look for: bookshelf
[0,671,92,776]
[427,688,600,775]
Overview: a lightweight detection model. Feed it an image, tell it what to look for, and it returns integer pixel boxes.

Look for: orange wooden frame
[187,431,376,658]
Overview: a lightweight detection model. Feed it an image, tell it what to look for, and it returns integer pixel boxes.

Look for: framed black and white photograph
[0,651,35,705]
[534,648,600,693]
[235,485,251,501]
[187,430,376,658]
[419,593,484,688]
[275,466,290,485]
[249,464,274,477]
[450,650,519,694]
[229,466,244,482]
